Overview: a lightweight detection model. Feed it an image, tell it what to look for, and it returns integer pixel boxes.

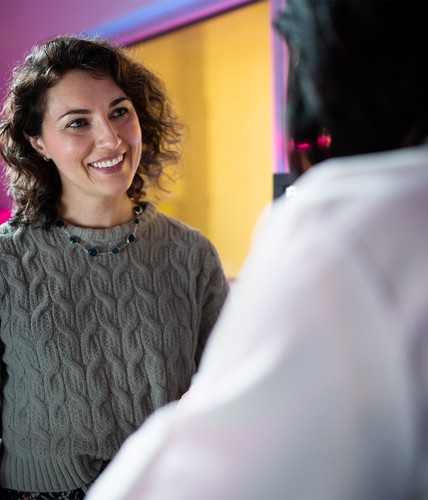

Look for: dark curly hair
[0,35,183,227]
[275,0,428,176]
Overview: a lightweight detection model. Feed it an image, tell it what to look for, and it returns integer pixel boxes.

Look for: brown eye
[111,107,129,118]
[67,118,88,128]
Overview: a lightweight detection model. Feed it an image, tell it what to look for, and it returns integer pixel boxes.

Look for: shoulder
[278,144,428,234]
[145,202,215,248]
[0,223,21,294]
[251,144,428,273]
[0,221,48,257]
[0,221,15,236]
[252,145,428,306]
[0,221,19,248]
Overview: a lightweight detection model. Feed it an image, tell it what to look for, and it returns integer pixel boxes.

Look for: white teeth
[90,154,123,168]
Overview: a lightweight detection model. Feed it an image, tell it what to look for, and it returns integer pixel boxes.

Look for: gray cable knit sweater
[0,201,229,492]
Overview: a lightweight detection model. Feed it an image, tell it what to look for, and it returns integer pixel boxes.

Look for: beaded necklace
[56,205,143,257]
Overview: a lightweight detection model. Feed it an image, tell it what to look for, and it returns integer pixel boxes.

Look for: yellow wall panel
[130,1,273,279]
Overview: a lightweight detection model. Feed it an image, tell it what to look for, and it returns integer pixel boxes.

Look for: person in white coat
[87,1,428,499]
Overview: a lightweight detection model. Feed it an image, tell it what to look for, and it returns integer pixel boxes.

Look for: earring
[43,156,49,161]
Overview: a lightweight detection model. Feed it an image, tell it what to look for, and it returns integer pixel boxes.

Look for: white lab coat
[87,144,428,500]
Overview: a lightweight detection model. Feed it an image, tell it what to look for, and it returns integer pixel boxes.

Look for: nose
[95,119,122,150]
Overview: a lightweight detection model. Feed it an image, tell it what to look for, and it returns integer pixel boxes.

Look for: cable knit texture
[0,201,229,492]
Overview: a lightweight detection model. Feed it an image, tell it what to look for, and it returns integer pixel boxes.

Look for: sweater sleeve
[194,238,229,368]
[0,338,3,443]
[0,252,5,447]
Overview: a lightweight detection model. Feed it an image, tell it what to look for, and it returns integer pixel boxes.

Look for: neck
[58,196,136,229]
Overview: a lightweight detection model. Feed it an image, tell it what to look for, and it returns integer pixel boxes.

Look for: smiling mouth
[89,154,124,169]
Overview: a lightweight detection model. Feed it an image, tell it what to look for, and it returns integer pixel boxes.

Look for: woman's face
[29,70,142,206]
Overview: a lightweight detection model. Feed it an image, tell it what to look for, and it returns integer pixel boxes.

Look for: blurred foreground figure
[88,2,428,499]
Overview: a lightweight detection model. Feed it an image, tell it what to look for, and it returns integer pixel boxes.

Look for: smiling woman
[0,36,229,499]
[26,71,144,224]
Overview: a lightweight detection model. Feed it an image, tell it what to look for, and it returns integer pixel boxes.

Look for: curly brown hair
[0,35,183,227]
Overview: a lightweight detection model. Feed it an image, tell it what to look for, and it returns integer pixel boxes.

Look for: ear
[24,132,50,159]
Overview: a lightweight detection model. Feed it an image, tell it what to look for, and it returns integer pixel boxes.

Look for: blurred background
[0,0,288,280]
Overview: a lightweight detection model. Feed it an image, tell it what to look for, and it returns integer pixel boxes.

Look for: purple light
[85,0,258,45]
[317,133,332,149]
[0,209,11,223]
[296,142,312,152]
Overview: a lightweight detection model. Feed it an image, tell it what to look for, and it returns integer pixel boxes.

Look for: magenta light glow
[0,209,11,223]
[85,0,259,45]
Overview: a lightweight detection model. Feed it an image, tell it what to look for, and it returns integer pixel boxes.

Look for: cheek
[129,116,142,144]
[131,140,143,171]
[128,122,143,158]
[52,136,91,162]
[132,138,143,155]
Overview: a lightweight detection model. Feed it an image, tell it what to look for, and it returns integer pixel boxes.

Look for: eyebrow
[57,97,131,121]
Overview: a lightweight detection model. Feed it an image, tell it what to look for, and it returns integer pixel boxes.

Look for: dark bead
[127,234,136,243]
[69,236,78,244]
[133,218,141,224]
[87,247,98,257]
[111,247,120,254]
[133,205,143,215]
[56,220,65,228]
